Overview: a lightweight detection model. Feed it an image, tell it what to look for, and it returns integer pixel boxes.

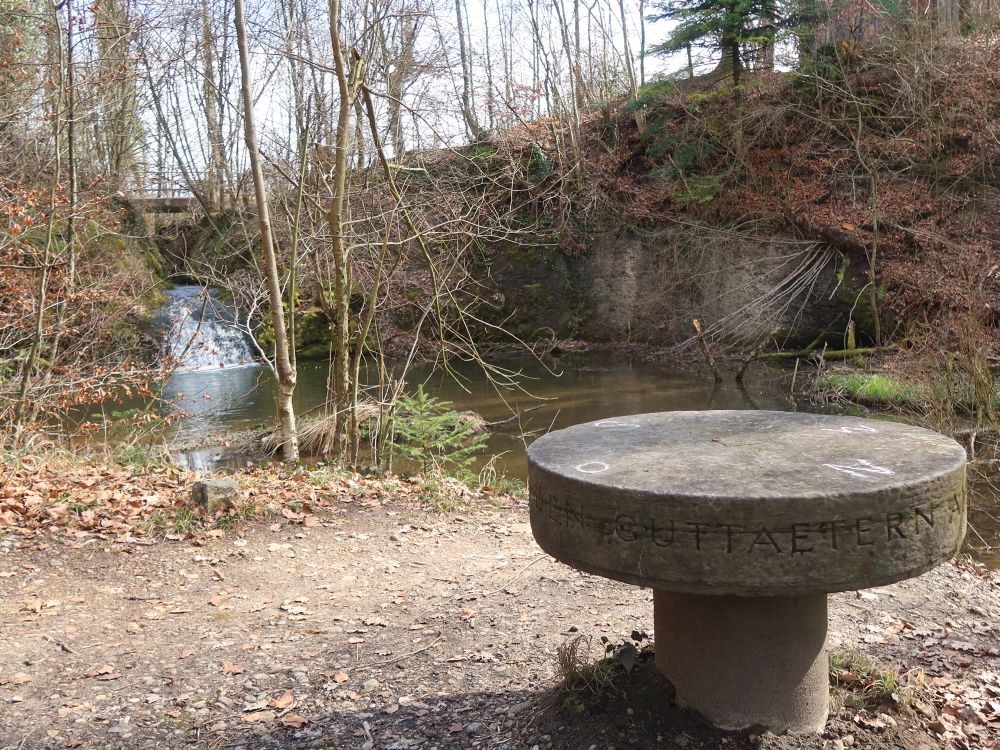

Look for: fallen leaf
[281,713,308,728]
[222,661,245,675]
[85,664,121,680]
[270,691,294,710]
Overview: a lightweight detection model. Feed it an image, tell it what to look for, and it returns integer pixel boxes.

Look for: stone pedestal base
[654,590,829,733]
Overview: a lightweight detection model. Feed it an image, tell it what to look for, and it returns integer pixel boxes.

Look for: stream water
[152,287,999,568]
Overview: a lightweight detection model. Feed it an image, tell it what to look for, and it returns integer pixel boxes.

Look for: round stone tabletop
[527,411,967,596]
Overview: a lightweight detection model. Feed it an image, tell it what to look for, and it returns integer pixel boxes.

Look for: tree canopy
[648,0,799,85]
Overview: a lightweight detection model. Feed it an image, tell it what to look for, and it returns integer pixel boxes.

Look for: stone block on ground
[191,477,240,514]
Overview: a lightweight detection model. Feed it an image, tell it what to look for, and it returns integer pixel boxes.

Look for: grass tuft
[829,649,922,710]
[556,635,618,702]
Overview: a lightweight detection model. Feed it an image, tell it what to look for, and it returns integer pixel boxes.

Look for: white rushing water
[155,285,258,371]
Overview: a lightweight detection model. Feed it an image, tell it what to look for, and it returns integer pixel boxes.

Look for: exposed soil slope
[571,34,1000,357]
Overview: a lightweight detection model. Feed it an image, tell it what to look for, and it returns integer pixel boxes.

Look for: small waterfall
[155,286,258,371]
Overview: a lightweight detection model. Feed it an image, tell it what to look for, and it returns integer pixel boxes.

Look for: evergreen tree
[649,0,794,85]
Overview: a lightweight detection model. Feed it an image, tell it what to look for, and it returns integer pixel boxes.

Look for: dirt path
[1,494,998,750]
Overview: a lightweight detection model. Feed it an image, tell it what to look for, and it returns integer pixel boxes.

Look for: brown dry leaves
[0,459,192,540]
[0,459,387,543]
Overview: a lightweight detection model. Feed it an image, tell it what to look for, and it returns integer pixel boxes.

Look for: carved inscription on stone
[536,490,963,555]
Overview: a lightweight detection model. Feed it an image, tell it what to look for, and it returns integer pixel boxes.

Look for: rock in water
[191,478,239,514]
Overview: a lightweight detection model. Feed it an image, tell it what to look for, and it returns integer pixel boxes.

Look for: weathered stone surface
[527,410,967,597]
[528,410,968,734]
[482,229,849,347]
[191,478,239,514]
[654,591,829,732]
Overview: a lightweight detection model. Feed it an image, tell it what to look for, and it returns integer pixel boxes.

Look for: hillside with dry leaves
[564,33,999,362]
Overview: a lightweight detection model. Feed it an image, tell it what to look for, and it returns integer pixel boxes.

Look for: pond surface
[164,352,793,476]
[150,288,999,568]
[156,352,999,568]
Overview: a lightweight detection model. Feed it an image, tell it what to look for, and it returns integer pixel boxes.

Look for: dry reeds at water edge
[258,401,382,457]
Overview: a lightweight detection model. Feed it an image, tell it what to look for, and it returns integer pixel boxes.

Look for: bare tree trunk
[761,0,776,72]
[65,0,77,287]
[617,0,644,132]
[202,0,225,210]
[16,1,65,427]
[325,0,363,457]
[94,0,141,186]
[639,0,646,86]
[571,0,584,108]
[454,0,484,140]
[482,0,495,129]
[32,0,80,417]
[234,0,299,462]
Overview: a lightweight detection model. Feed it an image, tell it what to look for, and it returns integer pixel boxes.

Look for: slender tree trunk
[65,0,77,287]
[234,0,299,462]
[571,0,584,108]
[202,0,225,210]
[325,0,362,457]
[617,0,644,132]
[761,0,775,72]
[482,0,495,129]
[454,0,484,139]
[16,2,64,427]
[31,0,79,419]
[639,0,646,86]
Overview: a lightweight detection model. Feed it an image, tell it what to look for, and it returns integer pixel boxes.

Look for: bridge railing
[132,170,197,200]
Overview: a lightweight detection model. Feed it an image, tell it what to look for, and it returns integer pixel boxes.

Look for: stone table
[527,410,967,733]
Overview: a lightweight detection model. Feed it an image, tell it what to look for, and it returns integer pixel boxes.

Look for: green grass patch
[820,372,927,408]
[113,444,165,467]
[829,649,917,711]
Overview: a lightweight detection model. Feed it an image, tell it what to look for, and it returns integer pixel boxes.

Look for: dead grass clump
[258,401,381,457]
[555,635,619,701]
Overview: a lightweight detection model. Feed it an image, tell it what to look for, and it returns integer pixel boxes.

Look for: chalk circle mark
[820,425,879,434]
[593,419,640,430]
[575,461,610,474]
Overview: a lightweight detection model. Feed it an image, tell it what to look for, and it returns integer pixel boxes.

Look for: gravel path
[1,494,997,749]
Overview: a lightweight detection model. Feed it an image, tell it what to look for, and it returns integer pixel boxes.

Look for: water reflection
[153,351,998,569]
[163,366,277,440]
